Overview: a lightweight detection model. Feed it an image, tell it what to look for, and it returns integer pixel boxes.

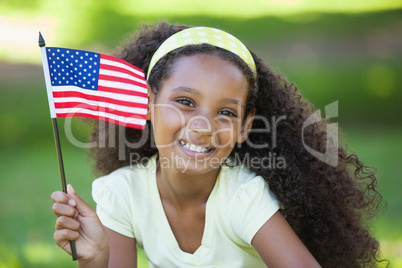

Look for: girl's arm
[251,211,321,268]
[105,227,137,268]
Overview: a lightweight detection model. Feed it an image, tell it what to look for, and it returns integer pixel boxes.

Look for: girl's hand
[51,184,109,267]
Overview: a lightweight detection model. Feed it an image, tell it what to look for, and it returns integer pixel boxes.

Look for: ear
[146,82,155,121]
[238,109,255,144]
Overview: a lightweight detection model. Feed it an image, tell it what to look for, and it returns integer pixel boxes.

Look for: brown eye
[219,110,237,117]
[177,98,195,107]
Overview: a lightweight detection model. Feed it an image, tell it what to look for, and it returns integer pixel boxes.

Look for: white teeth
[179,140,211,153]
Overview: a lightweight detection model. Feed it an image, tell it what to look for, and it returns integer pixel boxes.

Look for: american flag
[44,47,148,129]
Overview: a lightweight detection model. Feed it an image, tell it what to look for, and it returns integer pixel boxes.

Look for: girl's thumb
[67,184,94,217]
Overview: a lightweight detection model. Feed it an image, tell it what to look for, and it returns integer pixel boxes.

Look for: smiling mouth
[179,140,213,153]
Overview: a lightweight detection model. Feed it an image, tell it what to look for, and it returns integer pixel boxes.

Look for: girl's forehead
[171,54,247,81]
[159,54,249,101]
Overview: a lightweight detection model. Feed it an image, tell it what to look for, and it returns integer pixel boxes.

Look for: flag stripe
[100,55,144,76]
[54,97,146,114]
[99,74,147,89]
[98,85,148,98]
[54,102,147,118]
[56,112,146,129]
[55,107,146,122]
[53,96,147,112]
[98,80,147,92]
[52,86,147,105]
[100,63,145,83]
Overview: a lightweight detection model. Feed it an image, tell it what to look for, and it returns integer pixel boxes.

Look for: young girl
[51,22,384,267]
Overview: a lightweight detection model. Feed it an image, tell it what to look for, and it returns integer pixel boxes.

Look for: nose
[187,114,214,136]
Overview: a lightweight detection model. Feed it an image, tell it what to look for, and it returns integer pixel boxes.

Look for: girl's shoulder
[219,163,279,208]
[220,162,266,190]
[217,163,281,246]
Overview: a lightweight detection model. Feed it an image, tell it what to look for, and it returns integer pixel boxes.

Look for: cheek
[152,106,185,140]
[211,120,242,147]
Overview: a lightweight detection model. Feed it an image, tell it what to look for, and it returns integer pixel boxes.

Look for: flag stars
[47,48,100,90]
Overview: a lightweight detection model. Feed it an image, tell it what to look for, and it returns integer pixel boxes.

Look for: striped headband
[147,27,256,79]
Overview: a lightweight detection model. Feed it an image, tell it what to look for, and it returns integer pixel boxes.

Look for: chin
[172,158,223,176]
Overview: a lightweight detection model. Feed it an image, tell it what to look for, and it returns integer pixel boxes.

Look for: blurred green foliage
[0,1,401,267]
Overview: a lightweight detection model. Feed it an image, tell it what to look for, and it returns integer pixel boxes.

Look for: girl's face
[148,54,254,175]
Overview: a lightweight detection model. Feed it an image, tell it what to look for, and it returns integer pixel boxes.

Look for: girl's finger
[55,216,80,231]
[54,229,80,247]
[51,191,76,207]
[67,184,95,217]
[52,203,77,217]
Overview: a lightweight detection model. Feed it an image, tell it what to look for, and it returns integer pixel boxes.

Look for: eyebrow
[221,98,245,108]
[172,87,201,96]
[172,87,245,108]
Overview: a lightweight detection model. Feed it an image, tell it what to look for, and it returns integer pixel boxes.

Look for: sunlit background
[1,0,401,267]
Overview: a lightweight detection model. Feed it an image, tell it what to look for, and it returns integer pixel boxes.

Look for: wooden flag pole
[51,118,78,261]
[39,32,78,261]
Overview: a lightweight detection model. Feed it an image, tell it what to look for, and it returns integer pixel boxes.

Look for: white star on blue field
[47,48,101,90]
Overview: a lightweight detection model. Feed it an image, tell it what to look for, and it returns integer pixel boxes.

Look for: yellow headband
[147,27,256,79]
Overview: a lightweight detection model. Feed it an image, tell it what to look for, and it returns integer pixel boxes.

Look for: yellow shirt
[92,155,280,267]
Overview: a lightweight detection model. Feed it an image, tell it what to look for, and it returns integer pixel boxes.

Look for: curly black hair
[88,22,386,267]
